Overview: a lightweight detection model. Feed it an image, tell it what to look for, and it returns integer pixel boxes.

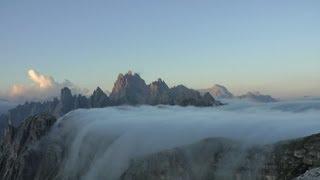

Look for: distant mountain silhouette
[238,91,277,103]
[198,84,234,98]
[0,71,222,133]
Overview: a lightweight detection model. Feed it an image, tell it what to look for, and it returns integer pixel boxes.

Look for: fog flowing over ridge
[44,99,320,180]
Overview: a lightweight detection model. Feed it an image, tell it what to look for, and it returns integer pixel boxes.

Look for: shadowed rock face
[90,87,111,107]
[0,114,57,180]
[169,85,221,106]
[148,79,170,105]
[121,133,320,180]
[110,72,150,105]
[60,87,74,114]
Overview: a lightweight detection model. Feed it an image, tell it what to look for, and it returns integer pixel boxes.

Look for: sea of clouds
[46,98,320,180]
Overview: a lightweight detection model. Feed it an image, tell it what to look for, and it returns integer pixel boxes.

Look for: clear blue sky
[0,0,319,98]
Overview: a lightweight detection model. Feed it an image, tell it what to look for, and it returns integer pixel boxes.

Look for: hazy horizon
[1,0,319,100]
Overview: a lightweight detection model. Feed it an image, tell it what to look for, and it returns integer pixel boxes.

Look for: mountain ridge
[0,71,221,133]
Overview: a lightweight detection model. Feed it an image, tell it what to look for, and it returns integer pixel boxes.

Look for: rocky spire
[90,87,111,108]
[60,87,74,114]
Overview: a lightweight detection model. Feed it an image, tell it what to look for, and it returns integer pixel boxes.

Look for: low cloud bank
[47,99,320,180]
[3,69,88,102]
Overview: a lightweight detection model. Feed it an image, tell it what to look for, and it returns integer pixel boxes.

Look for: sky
[0,0,319,100]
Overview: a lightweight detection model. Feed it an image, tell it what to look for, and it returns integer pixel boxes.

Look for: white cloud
[27,69,54,89]
[5,69,88,102]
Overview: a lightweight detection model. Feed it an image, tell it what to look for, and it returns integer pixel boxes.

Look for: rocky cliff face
[0,114,57,180]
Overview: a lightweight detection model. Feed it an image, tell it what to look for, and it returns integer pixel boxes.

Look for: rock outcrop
[0,114,57,180]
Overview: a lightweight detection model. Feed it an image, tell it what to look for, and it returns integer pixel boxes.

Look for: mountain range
[0,71,221,133]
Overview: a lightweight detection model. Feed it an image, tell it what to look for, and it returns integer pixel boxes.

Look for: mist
[43,99,320,180]
[0,100,16,115]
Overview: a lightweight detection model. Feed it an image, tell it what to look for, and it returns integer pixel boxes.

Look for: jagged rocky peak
[149,78,169,93]
[199,84,234,98]
[110,71,149,105]
[90,87,111,107]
